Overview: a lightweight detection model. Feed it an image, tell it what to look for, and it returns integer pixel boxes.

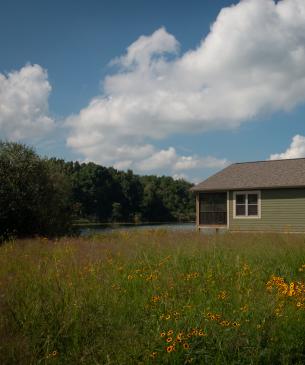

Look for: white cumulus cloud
[270,134,305,159]
[0,64,54,141]
[67,0,305,176]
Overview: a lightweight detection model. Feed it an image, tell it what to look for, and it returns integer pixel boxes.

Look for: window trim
[233,190,261,219]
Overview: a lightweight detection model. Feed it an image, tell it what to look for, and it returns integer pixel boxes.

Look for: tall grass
[0,231,305,364]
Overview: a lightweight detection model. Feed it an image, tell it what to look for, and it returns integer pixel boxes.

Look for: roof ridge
[233,157,305,165]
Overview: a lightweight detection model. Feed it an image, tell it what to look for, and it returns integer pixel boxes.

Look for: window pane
[248,194,258,204]
[236,205,246,216]
[248,205,258,216]
[236,194,246,204]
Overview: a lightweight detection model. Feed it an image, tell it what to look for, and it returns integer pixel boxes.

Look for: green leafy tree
[71,163,117,221]
[111,202,123,222]
[0,142,73,239]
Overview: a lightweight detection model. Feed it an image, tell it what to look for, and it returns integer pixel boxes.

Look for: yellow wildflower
[198,330,207,336]
[151,295,161,303]
[183,343,190,350]
[150,352,157,358]
[218,291,227,300]
[220,320,229,327]
[166,345,175,353]
[240,305,248,312]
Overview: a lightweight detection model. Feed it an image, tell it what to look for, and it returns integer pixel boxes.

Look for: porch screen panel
[199,192,227,225]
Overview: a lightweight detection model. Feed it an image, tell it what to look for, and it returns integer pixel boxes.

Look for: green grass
[0,230,305,364]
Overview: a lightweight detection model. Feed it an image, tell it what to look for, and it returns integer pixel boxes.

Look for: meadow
[0,230,305,365]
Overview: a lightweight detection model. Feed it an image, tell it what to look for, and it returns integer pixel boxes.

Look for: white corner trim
[233,190,261,219]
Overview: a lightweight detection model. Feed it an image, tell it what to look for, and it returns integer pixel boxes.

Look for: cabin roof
[191,158,305,191]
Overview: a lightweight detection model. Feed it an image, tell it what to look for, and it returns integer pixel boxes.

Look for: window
[233,191,260,218]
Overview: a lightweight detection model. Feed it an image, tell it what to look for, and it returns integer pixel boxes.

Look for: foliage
[1,231,305,364]
[50,159,195,223]
[0,142,73,239]
[0,141,194,239]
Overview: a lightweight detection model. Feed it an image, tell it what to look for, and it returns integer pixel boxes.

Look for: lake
[79,222,196,236]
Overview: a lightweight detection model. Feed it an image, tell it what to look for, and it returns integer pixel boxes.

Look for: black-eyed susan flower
[198,330,207,336]
[166,345,175,353]
[183,343,190,350]
[176,332,183,340]
[160,332,166,337]
[166,337,173,343]
[150,352,157,358]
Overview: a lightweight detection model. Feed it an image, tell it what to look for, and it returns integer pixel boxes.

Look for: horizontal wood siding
[229,188,305,232]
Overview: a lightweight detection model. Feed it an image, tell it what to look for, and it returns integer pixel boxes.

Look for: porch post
[196,192,200,230]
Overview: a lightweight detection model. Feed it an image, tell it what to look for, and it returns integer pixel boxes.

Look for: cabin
[191,158,305,232]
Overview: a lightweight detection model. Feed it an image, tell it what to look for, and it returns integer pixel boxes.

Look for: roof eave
[191,184,305,192]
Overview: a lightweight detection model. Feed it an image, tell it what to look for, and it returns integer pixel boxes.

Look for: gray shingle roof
[191,158,305,191]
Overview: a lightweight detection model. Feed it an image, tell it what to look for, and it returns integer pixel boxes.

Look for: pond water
[79,222,196,236]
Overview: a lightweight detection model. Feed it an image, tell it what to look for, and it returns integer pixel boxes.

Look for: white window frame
[233,190,261,219]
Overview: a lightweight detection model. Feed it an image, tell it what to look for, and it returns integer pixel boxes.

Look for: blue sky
[1,0,305,182]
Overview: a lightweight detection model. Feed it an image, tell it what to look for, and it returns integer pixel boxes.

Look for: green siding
[229,188,305,232]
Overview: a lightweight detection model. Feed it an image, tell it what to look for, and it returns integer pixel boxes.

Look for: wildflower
[198,330,207,336]
[52,351,58,357]
[150,352,157,358]
[160,332,166,337]
[298,264,305,272]
[165,314,171,320]
[209,313,221,321]
[218,291,227,300]
[166,337,173,343]
[232,321,240,328]
[240,305,248,312]
[183,343,190,350]
[151,295,161,303]
[167,330,173,336]
[288,282,296,297]
[220,320,230,327]
[166,345,175,353]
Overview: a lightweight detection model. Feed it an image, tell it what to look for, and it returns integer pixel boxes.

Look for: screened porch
[199,192,227,226]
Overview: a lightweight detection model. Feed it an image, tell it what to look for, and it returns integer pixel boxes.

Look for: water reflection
[79,222,195,236]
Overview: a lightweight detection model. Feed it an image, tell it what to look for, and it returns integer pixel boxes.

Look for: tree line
[0,142,195,239]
